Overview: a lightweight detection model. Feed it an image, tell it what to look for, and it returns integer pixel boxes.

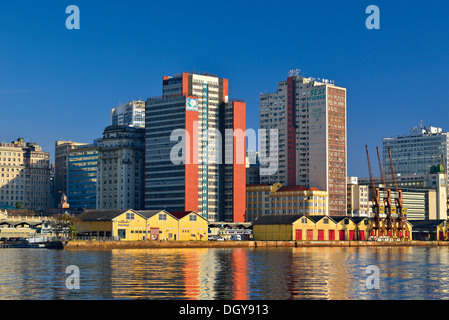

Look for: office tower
[110,100,145,128]
[67,142,99,209]
[260,70,347,216]
[97,125,145,210]
[145,72,246,222]
[54,140,88,207]
[383,124,449,176]
[0,138,51,210]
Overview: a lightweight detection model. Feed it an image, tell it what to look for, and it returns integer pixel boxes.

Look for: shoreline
[64,240,449,250]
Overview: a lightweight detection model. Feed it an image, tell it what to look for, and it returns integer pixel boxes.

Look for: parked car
[230,234,242,241]
[8,237,17,241]
[0,237,7,241]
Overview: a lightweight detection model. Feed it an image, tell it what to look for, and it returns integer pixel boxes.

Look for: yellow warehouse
[138,210,179,241]
[169,211,208,241]
[76,209,148,241]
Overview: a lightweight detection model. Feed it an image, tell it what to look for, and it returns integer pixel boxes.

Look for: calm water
[1,246,449,300]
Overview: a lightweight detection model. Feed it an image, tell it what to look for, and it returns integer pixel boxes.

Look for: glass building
[67,143,99,209]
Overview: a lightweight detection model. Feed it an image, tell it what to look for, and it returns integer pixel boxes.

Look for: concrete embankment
[64,240,449,250]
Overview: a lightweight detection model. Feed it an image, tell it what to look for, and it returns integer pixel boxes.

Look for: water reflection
[1,247,449,299]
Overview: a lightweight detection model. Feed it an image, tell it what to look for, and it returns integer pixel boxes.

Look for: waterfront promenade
[64,240,449,250]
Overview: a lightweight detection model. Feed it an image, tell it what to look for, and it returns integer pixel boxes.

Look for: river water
[1,246,449,300]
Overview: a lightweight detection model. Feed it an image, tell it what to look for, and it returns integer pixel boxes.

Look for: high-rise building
[260,70,347,216]
[383,124,449,176]
[145,72,246,222]
[97,125,145,210]
[111,100,145,128]
[54,140,88,207]
[0,138,51,210]
[67,142,99,209]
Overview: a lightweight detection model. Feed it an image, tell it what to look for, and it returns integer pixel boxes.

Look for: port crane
[377,147,394,236]
[388,147,407,240]
[365,145,381,237]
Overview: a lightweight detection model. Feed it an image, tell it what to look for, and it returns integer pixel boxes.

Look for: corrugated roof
[276,186,321,192]
[253,215,304,225]
[408,220,445,229]
[77,209,131,221]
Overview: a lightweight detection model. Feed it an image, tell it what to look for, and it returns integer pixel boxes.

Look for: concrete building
[67,142,99,209]
[259,70,347,216]
[54,140,88,207]
[347,177,369,217]
[0,138,51,210]
[145,72,246,222]
[110,100,145,128]
[359,168,448,221]
[383,124,449,176]
[246,183,328,222]
[97,125,145,210]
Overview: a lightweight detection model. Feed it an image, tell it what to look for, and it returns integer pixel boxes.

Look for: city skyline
[1,1,449,179]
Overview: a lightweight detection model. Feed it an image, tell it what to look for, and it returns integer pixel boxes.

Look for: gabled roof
[253,215,304,225]
[408,220,445,229]
[351,217,370,224]
[78,209,136,221]
[137,210,166,219]
[168,211,208,222]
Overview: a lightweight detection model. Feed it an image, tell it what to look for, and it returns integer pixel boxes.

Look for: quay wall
[64,240,449,250]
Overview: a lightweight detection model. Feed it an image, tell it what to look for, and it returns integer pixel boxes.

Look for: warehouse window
[189,215,197,221]
[126,212,134,220]
[159,213,167,221]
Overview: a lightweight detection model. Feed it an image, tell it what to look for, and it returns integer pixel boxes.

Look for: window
[344,218,350,225]
[126,212,134,220]
[159,213,167,221]
[189,215,197,221]
[323,218,329,224]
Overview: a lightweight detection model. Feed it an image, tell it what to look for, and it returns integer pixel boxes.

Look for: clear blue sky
[1,0,448,178]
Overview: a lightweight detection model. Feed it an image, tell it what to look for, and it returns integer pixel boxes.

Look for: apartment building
[0,138,50,210]
[260,70,347,216]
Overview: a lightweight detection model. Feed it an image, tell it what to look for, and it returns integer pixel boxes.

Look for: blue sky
[1,0,448,178]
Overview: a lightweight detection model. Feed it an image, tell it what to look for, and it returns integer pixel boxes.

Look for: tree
[49,213,79,240]
[15,202,26,209]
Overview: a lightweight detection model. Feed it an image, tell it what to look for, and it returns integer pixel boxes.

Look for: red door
[329,230,335,241]
[359,231,365,241]
[439,232,444,240]
[339,230,345,240]
[349,230,355,241]
[150,228,159,240]
[295,229,302,241]
[318,230,324,241]
[307,230,314,241]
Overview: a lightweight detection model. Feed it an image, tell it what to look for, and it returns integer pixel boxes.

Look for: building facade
[259,70,347,216]
[97,125,145,210]
[0,138,51,210]
[246,183,328,222]
[54,140,88,207]
[67,143,99,209]
[383,124,449,176]
[110,100,145,128]
[347,177,369,217]
[145,72,246,222]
